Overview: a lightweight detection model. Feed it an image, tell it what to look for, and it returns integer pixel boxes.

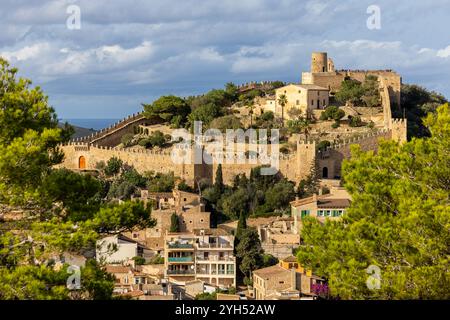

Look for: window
[325,210,331,217]
[317,210,324,217]
[164,198,168,202]
[323,99,326,105]
[296,100,299,105]
[183,198,187,201]
[301,210,310,218]
[189,220,193,224]
[298,90,301,93]
[279,281,285,284]
[133,233,138,238]
[311,100,314,105]
[200,219,204,223]
[317,91,320,96]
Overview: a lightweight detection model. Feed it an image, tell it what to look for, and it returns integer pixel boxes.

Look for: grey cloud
[0,0,448,118]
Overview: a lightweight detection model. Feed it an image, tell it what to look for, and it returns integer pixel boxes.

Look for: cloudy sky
[1,0,449,119]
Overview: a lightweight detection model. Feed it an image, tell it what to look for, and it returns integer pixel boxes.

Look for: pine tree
[296,104,450,299]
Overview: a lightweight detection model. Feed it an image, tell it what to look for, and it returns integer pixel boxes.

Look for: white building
[96,234,153,264]
[164,229,236,288]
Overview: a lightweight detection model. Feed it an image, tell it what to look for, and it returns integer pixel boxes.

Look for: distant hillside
[58,122,96,139]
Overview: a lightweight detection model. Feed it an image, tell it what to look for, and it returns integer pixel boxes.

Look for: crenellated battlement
[323,128,390,152]
[70,111,145,143]
[391,118,406,125]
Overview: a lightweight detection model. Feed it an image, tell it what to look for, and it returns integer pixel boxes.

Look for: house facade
[164,229,236,288]
[274,84,329,120]
[291,187,352,226]
[253,256,326,300]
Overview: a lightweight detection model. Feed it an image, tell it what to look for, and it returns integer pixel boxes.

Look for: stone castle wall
[59,119,406,187]
[316,128,394,179]
[302,69,401,104]
[61,51,407,186]
[58,143,196,186]
[72,112,151,147]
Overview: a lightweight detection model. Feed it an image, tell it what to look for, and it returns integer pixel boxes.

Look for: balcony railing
[167,269,195,275]
[196,270,235,276]
[196,256,235,262]
[168,256,193,262]
[197,243,232,249]
[167,243,194,249]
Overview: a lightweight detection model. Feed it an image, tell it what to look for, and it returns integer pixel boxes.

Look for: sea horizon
[59,118,121,131]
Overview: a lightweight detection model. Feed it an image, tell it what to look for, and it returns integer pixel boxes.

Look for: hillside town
[1,45,448,302]
[41,52,408,300]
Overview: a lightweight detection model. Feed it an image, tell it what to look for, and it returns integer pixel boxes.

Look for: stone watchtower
[311,52,328,73]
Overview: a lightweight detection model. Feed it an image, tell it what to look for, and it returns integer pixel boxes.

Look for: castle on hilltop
[58,52,407,187]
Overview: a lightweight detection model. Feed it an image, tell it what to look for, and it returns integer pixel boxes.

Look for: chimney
[312,193,318,202]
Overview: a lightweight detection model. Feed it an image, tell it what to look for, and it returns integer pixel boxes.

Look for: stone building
[290,186,352,229]
[253,255,326,300]
[124,189,211,254]
[301,51,401,107]
[274,83,329,120]
[257,217,300,259]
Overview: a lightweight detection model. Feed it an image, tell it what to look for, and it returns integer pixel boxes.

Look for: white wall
[96,236,138,263]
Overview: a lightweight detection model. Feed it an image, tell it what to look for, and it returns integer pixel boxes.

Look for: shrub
[317,140,331,151]
[348,115,363,127]
[121,133,135,147]
[320,106,345,121]
[138,131,166,149]
[132,256,146,265]
[104,157,123,176]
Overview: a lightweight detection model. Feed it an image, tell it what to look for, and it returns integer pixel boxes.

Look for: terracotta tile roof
[193,228,230,236]
[147,192,174,198]
[290,194,330,207]
[122,290,144,297]
[292,84,329,90]
[105,265,132,274]
[281,255,297,263]
[253,265,291,279]
[317,199,351,209]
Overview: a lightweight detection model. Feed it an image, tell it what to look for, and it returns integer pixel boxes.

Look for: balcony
[167,269,195,275]
[196,243,233,249]
[167,242,194,249]
[168,256,194,263]
[196,256,235,262]
[196,269,235,276]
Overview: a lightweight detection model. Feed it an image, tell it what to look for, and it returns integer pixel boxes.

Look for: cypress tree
[214,164,224,193]
[169,212,179,232]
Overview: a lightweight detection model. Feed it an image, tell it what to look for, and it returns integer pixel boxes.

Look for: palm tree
[246,100,255,128]
[297,116,311,141]
[277,94,288,125]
